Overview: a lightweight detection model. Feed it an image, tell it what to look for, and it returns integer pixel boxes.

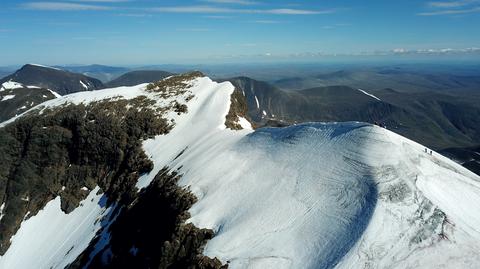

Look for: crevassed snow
[358,88,381,101]
[0,187,112,269]
[1,95,15,101]
[1,81,23,91]
[254,95,260,109]
[80,80,88,90]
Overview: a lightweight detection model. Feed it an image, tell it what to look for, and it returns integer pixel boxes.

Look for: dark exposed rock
[68,168,227,269]
[0,96,171,254]
[225,88,251,130]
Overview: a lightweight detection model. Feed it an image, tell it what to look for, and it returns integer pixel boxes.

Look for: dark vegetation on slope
[105,70,174,88]
[0,64,103,95]
[70,168,226,269]
[0,85,56,122]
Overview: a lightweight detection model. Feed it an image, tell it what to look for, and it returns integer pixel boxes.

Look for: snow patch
[358,88,381,101]
[80,80,88,90]
[1,95,15,101]
[0,203,5,221]
[48,89,62,98]
[237,117,252,130]
[254,95,260,109]
[1,81,23,91]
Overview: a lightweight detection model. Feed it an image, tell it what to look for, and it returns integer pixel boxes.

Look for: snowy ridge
[1,75,479,268]
[28,63,61,71]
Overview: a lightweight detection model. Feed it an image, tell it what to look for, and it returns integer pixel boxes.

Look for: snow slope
[0,187,112,269]
[1,74,480,269]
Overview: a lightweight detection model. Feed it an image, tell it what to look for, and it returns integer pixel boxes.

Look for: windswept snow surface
[0,187,111,269]
[358,88,381,101]
[1,75,480,269]
[135,78,480,268]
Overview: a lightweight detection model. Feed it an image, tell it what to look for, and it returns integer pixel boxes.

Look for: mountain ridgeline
[0,72,229,268]
[0,64,103,95]
[0,72,479,268]
[226,76,480,151]
[105,70,174,88]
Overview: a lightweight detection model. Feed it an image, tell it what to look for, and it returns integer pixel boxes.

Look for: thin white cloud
[204,15,234,19]
[264,8,332,15]
[250,20,284,24]
[176,28,212,32]
[201,0,258,5]
[418,6,480,15]
[150,5,333,15]
[66,0,129,2]
[151,6,234,13]
[428,0,479,8]
[22,2,112,11]
[117,13,152,17]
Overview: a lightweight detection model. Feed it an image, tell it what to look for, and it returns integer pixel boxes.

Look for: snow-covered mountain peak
[0,73,479,268]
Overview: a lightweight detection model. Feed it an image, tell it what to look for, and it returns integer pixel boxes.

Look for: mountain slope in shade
[0,75,479,268]
[105,70,174,88]
[0,81,57,122]
[228,76,480,150]
[0,64,103,95]
[56,64,130,83]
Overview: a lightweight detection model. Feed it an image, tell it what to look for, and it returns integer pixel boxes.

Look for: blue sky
[0,0,480,65]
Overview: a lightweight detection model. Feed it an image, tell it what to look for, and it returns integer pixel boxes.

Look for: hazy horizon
[1,0,480,65]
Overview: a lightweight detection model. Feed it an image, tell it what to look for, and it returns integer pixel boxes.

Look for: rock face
[0,64,103,95]
[0,73,480,269]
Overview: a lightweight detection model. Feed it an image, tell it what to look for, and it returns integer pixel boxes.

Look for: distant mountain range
[274,68,480,94]
[227,77,480,150]
[1,64,479,176]
[56,64,130,83]
[105,70,174,88]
